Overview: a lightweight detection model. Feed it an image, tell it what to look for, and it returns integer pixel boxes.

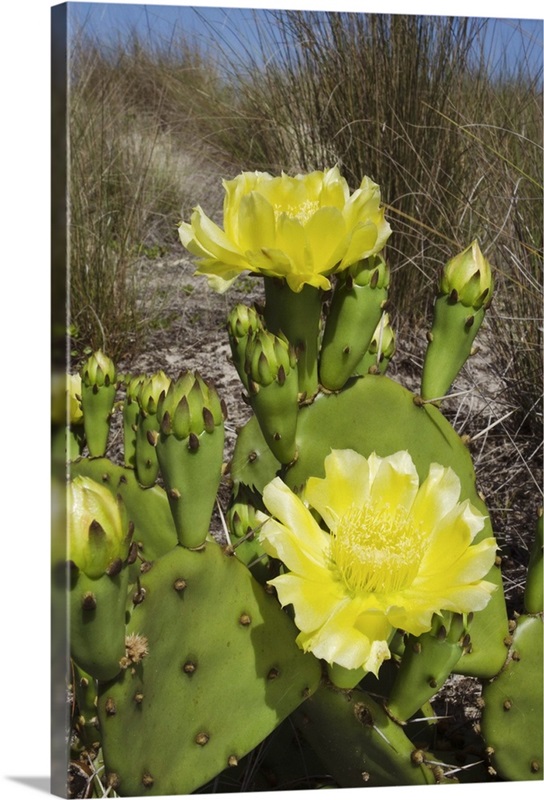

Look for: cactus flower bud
[440,240,494,309]
[68,476,132,579]
[227,303,263,341]
[244,329,296,389]
[348,253,390,289]
[353,313,396,376]
[51,372,84,426]
[138,371,171,416]
[80,349,117,389]
[79,351,117,456]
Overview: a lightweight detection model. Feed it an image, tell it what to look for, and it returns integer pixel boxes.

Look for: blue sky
[67,1,543,78]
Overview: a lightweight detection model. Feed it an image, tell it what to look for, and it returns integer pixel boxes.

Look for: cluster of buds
[243,329,299,464]
[227,303,265,391]
[134,370,171,487]
[155,370,226,548]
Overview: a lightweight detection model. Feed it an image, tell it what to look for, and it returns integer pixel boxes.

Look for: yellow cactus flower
[179,167,391,293]
[259,449,497,676]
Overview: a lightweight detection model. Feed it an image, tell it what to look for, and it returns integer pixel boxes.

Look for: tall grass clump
[68,29,227,361]
[204,10,542,436]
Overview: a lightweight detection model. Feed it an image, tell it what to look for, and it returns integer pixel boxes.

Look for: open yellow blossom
[179,167,391,293]
[259,449,497,676]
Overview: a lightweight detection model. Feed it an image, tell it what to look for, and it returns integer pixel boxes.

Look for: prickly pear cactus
[59,165,541,795]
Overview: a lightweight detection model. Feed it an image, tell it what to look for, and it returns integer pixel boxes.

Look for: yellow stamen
[330,503,427,595]
[274,200,320,225]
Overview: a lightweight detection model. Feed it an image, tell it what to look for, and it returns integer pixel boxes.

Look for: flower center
[329,503,426,595]
[273,199,320,225]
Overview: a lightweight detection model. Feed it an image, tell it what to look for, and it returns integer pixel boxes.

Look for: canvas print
[51,1,543,796]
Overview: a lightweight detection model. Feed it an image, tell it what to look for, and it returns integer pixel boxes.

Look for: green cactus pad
[421,296,485,402]
[386,615,466,722]
[231,374,508,679]
[70,568,129,681]
[229,414,281,493]
[319,282,388,391]
[481,613,543,781]
[97,541,321,795]
[134,413,161,487]
[156,426,224,549]
[70,458,177,562]
[293,683,441,786]
[263,277,323,399]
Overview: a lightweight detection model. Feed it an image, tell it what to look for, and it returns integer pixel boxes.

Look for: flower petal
[296,597,392,672]
[269,571,344,631]
[368,450,419,512]
[304,207,349,273]
[237,192,276,252]
[305,449,370,530]
[191,207,249,267]
[410,463,462,531]
[261,477,330,564]
[417,499,487,580]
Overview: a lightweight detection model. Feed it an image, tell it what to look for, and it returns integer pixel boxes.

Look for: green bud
[125,374,145,402]
[439,240,494,309]
[51,372,84,426]
[138,370,171,415]
[367,313,395,360]
[68,476,131,579]
[80,350,116,389]
[226,303,263,340]
[158,370,225,439]
[347,254,390,289]
[244,329,296,389]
